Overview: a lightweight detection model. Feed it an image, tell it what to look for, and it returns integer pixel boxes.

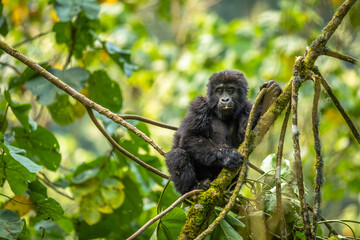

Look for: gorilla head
[206,70,248,120]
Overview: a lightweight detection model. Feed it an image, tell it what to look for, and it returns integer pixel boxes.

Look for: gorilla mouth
[219,104,234,110]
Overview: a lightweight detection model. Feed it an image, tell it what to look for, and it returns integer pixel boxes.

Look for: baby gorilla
[165,70,281,194]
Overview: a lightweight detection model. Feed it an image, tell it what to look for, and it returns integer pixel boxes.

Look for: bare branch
[13,30,51,48]
[276,104,291,239]
[121,114,178,131]
[323,48,359,66]
[87,107,170,179]
[311,74,324,236]
[303,0,358,68]
[37,175,75,201]
[313,67,360,144]
[127,189,202,240]
[0,39,166,156]
[0,61,21,75]
[291,73,312,239]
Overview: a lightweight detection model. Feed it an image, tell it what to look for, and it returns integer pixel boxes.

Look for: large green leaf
[0,210,24,240]
[35,198,64,221]
[103,41,138,77]
[9,63,50,89]
[0,142,39,195]
[13,126,61,171]
[53,0,100,22]
[4,91,32,131]
[25,69,63,106]
[155,207,186,240]
[28,183,64,221]
[0,14,8,37]
[3,155,36,195]
[7,145,42,173]
[25,67,89,106]
[47,94,87,125]
[88,70,123,112]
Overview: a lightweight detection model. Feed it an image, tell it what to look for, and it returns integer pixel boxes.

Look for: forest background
[0,0,359,239]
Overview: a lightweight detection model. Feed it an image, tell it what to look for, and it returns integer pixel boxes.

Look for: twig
[306,204,338,236]
[0,193,33,205]
[311,74,324,236]
[318,220,357,239]
[37,175,75,201]
[276,104,291,240]
[0,40,166,156]
[313,67,360,144]
[63,25,76,70]
[0,61,21,75]
[87,107,170,179]
[291,73,312,239]
[323,48,359,66]
[303,0,358,68]
[127,189,202,240]
[13,30,51,48]
[120,114,178,131]
[193,88,267,240]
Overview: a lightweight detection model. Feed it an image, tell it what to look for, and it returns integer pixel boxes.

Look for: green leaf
[88,70,123,112]
[9,63,50,89]
[25,67,89,106]
[100,178,125,209]
[0,14,8,37]
[72,167,100,184]
[63,67,89,91]
[47,94,86,125]
[13,126,61,171]
[103,41,138,77]
[25,68,63,106]
[0,142,39,194]
[3,155,36,195]
[0,209,24,240]
[156,207,186,240]
[80,193,101,225]
[34,198,64,221]
[54,0,99,22]
[53,22,72,45]
[7,145,42,173]
[4,91,32,131]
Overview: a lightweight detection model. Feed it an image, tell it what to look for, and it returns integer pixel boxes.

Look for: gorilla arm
[177,97,242,170]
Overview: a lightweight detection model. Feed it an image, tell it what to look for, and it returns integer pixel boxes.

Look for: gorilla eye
[215,87,223,94]
[227,87,235,94]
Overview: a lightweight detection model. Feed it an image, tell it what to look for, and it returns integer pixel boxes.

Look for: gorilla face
[214,83,239,119]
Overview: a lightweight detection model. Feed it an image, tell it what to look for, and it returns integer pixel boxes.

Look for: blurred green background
[0,0,359,239]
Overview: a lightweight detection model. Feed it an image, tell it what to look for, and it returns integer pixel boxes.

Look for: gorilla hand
[217,149,243,170]
[259,80,282,115]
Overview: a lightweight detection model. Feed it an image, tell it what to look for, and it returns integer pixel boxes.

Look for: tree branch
[120,114,178,131]
[0,39,166,157]
[0,61,21,75]
[291,73,312,239]
[87,107,170,179]
[303,0,358,68]
[311,74,324,236]
[176,0,358,234]
[312,67,360,144]
[13,30,51,48]
[276,104,291,239]
[323,48,359,66]
[127,189,202,240]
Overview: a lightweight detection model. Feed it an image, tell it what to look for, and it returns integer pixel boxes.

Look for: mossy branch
[178,0,358,238]
[0,39,166,157]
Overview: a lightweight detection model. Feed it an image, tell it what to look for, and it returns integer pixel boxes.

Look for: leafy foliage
[0,0,359,239]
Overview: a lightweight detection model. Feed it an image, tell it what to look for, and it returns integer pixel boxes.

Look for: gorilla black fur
[165,70,280,194]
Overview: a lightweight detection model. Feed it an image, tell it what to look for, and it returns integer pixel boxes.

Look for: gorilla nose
[221,97,230,103]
